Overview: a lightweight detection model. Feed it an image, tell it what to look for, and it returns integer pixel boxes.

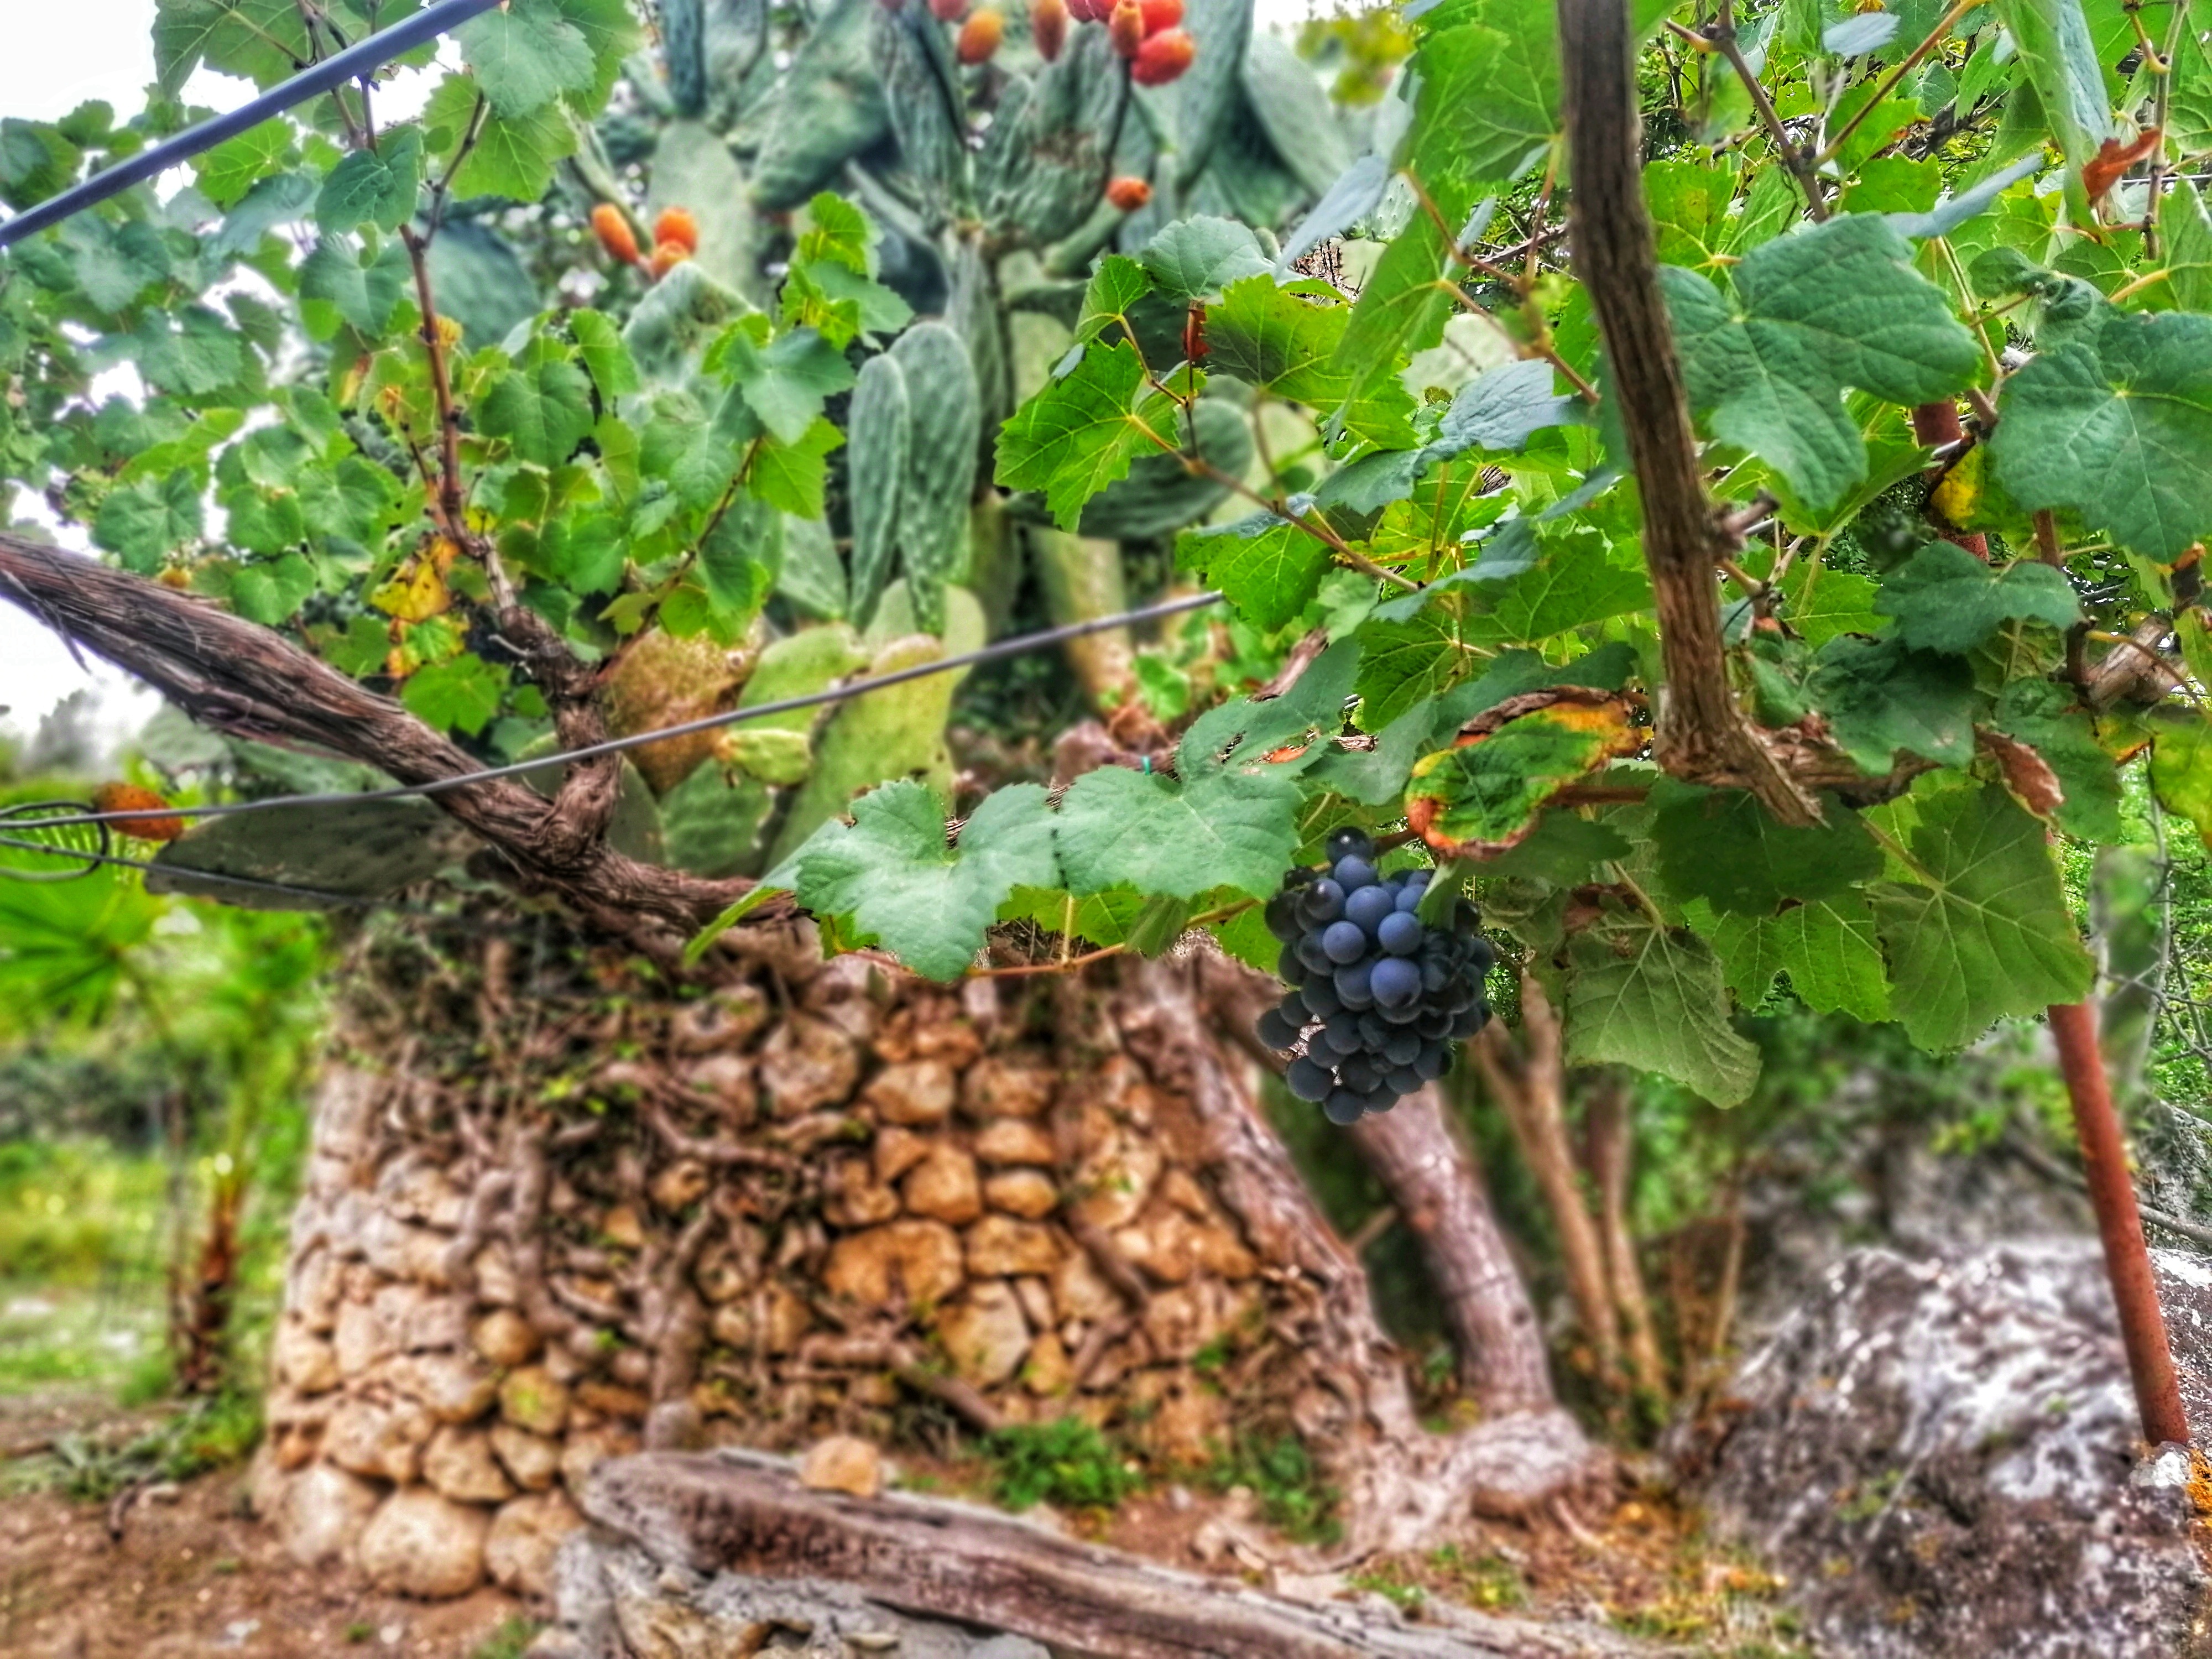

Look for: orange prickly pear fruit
[957,6,1004,61]
[92,782,185,843]
[591,203,642,265]
[1108,0,1144,57]
[649,240,693,279]
[1139,0,1180,32]
[653,206,699,253]
[1130,26,1193,84]
[1031,0,1068,59]
[1105,175,1151,211]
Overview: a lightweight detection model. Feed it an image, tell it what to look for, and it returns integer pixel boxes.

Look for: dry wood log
[580,1448,1662,1659]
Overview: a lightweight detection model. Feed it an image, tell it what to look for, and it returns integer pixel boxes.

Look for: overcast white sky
[1,1,1323,755]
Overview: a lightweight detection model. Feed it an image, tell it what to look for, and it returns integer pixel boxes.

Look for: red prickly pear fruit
[590,203,642,265]
[653,207,698,253]
[956,5,1004,61]
[1108,0,1144,58]
[1130,26,1193,84]
[930,0,964,19]
[1031,0,1068,59]
[1066,0,1107,19]
[92,782,184,843]
[1105,175,1152,211]
[649,240,693,278]
[1139,0,1181,33]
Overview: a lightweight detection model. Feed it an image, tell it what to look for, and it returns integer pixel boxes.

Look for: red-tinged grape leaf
[1405,688,1643,859]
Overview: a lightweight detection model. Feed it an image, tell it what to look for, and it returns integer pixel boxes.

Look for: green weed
[469,1618,542,1659]
[982,1417,1143,1512]
[1198,1432,1339,1546]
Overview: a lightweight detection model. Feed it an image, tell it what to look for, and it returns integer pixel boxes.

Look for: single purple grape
[1300,878,1345,925]
[1286,1057,1332,1101]
[1370,956,1423,1009]
[1376,910,1424,956]
[1334,855,1378,893]
[1322,920,1369,964]
[1344,883,1396,936]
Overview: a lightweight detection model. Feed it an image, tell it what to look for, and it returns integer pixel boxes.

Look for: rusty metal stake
[2050,999,2192,1447]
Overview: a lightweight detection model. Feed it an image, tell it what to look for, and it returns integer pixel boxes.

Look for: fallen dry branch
[581,1448,1660,1659]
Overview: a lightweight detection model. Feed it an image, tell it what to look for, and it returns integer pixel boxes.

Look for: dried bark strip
[582,1448,1655,1659]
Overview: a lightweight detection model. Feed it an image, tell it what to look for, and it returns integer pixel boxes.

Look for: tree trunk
[251,910,1595,1599]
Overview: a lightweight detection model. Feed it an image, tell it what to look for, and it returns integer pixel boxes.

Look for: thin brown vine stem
[1706,1,1830,220]
[2145,0,2192,259]
[1812,0,1976,168]
[969,898,1258,978]
[2033,508,2066,568]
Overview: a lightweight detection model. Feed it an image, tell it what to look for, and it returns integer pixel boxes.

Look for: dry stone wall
[249,914,1305,1601]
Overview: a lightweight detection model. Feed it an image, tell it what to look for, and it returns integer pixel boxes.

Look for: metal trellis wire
[0,0,503,251]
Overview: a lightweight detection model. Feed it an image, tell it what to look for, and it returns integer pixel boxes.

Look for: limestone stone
[486,1491,582,1599]
[575,1380,651,1422]
[984,1170,1058,1220]
[1013,1276,1056,1330]
[1022,1332,1074,1397]
[677,1052,758,1125]
[274,1321,340,1395]
[823,1220,966,1309]
[761,1284,810,1353]
[492,1421,563,1491]
[400,1291,472,1352]
[324,1393,434,1483]
[601,1205,646,1249]
[500,1365,572,1437]
[667,987,769,1055]
[363,1209,452,1286]
[648,1159,711,1212]
[357,1489,491,1600]
[1050,1250,1126,1324]
[333,1295,398,1379]
[400,1350,498,1423]
[873,1124,932,1186]
[1141,1282,1224,1363]
[385,1164,468,1230]
[707,1300,753,1349]
[474,1240,520,1305]
[864,1059,956,1127]
[559,1425,639,1494]
[937,1282,1031,1387]
[1704,1242,2212,1659]
[965,1215,1061,1277]
[799,1434,884,1498]
[473,1307,541,1368]
[909,1015,983,1067]
[292,1248,343,1334]
[692,1240,754,1304]
[902,1145,983,1225]
[423,1426,515,1504]
[961,1053,1055,1120]
[1068,1135,1161,1230]
[759,1014,862,1117]
[1115,1204,1254,1285]
[272,1462,380,1568]
[825,1155,902,1228]
[974,1119,1057,1168]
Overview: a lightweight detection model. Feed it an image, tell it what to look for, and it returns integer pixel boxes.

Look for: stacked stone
[251,921,1279,1601]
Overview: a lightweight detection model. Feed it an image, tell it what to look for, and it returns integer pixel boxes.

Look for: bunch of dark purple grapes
[1255,829,1494,1125]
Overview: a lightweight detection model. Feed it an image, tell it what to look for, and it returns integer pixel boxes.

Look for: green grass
[982,1417,1144,1512]
[0,1284,168,1397]
[1198,1432,1340,1546]
[468,1618,542,1659]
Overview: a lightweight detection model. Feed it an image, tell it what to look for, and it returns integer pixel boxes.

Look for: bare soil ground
[1,1391,1806,1659]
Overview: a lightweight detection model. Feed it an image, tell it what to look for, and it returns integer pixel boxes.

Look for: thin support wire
[33,589,1227,836]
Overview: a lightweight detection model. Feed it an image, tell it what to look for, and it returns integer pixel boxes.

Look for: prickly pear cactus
[846,353,910,628]
[889,322,982,635]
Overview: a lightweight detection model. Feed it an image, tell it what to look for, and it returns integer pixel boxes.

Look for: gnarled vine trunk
[250,905,1592,1600]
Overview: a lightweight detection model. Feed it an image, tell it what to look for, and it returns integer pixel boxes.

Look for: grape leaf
[1993,0,2107,225]
[423,72,577,203]
[1402,3,1559,202]
[1872,541,2080,653]
[1405,693,1642,857]
[747,417,843,520]
[1700,896,1891,1022]
[457,0,597,117]
[153,0,308,94]
[1565,910,1761,1106]
[720,326,857,447]
[478,347,594,467]
[1465,531,1653,646]
[993,342,1173,529]
[298,236,410,340]
[1650,780,1883,916]
[316,127,424,234]
[401,653,509,736]
[1804,635,1978,773]
[195,119,288,209]
[1076,255,1154,344]
[230,552,315,624]
[1870,782,2094,1050]
[1990,306,2212,560]
[94,472,203,572]
[1353,609,1461,732]
[1141,217,1270,305]
[2149,709,2212,849]
[1778,562,1882,646]
[785,781,1060,980]
[1053,740,1303,901]
[1665,213,1981,510]
[1205,275,1349,405]
[1986,680,2121,842]
[1331,205,1462,399]
[1175,513,1332,630]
